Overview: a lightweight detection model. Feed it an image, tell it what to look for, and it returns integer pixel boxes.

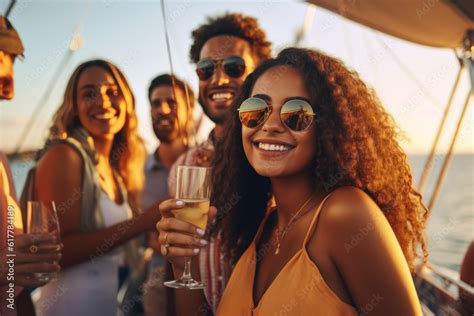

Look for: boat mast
[160,0,197,148]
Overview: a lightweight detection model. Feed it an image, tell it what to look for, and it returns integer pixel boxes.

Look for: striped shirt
[168,130,230,312]
[199,235,232,313]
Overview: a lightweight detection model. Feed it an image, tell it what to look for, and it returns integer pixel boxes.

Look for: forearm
[60,214,147,269]
[171,257,210,316]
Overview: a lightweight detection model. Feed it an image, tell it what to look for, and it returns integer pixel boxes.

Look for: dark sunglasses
[238,97,316,132]
[196,56,246,81]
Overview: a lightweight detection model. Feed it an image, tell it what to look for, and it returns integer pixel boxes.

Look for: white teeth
[94,112,116,120]
[211,92,232,101]
[258,142,290,152]
[159,121,171,126]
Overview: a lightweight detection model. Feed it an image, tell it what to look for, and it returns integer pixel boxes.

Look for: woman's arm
[0,152,17,201]
[36,144,161,269]
[314,187,422,316]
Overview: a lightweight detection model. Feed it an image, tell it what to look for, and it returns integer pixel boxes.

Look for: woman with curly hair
[159,13,272,315]
[30,60,161,315]
[160,47,427,315]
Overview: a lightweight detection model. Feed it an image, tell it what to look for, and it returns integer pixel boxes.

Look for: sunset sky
[0,0,472,154]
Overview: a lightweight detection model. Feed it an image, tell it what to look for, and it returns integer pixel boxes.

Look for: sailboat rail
[425,264,474,295]
[415,263,473,315]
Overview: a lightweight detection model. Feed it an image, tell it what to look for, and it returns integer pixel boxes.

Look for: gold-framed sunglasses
[238,97,316,131]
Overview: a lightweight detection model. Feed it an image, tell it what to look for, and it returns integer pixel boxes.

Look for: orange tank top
[216,194,357,316]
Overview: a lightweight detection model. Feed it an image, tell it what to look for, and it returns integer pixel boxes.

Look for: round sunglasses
[196,56,246,81]
[238,97,316,132]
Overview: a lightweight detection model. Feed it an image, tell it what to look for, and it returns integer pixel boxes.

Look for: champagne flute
[164,166,212,290]
[26,201,61,282]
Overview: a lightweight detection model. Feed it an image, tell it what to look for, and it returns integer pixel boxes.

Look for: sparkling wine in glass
[164,166,211,290]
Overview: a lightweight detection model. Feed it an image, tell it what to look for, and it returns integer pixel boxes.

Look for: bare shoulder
[37,143,83,171]
[36,143,84,183]
[312,187,421,314]
[320,186,386,230]
[35,143,85,234]
[314,186,395,257]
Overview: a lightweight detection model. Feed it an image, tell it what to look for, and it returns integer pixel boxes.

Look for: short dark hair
[148,74,195,108]
[189,13,272,64]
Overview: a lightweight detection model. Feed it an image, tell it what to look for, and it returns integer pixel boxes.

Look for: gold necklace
[274,193,314,255]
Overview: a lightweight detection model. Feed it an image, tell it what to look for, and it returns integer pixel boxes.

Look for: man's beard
[153,124,179,144]
[198,94,229,125]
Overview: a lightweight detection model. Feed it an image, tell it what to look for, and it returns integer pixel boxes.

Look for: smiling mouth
[156,118,174,128]
[255,142,294,152]
[209,91,234,102]
[92,111,117,121]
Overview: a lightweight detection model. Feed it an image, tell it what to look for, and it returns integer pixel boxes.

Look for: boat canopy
[305,0,474,49]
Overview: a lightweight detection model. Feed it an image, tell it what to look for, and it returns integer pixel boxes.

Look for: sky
[0,0,472,155]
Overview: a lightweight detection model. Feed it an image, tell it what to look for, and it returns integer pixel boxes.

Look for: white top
[35,191,132,316]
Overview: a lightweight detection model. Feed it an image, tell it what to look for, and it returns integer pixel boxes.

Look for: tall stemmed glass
[26,201,61,282]
[164,166,212,290]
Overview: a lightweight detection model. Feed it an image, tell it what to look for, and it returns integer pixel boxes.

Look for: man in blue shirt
[141,74,195,316]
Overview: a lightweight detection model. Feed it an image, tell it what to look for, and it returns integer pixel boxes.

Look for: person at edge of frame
[0,15,62,316]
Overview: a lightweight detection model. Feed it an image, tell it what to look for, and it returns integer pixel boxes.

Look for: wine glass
[26,201,61,282]
[164,166,212,290]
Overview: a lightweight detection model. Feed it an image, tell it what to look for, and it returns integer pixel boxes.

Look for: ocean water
[409,154,473,272]
[8,154,473,272]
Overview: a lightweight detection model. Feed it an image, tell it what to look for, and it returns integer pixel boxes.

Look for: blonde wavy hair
[49,59,145,208]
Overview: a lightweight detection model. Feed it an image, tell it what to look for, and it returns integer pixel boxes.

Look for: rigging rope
[12,50,74,154]
[4,0,15,18]
[418,54,464,192]
[160,0,197,147]
[11,4,88,154]
[428,91,472,210]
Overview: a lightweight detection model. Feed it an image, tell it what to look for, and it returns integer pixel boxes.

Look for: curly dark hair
[189,13,272,64]
[210,47,429,271]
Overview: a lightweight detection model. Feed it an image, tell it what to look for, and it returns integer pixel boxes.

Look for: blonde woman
[32,60,159,315]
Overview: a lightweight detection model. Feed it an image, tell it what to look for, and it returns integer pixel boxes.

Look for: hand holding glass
[26,201,61,282]
[164,166,211,290]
